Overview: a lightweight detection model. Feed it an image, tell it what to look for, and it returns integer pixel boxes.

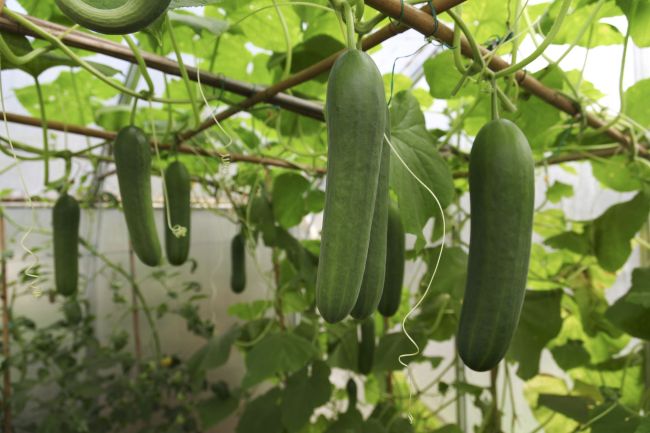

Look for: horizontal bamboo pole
[364,0,634,150]
[0,111,325,174]
[179,0,467,141]
[0,13,323,120]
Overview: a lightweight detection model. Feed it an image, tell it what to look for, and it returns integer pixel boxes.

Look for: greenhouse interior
[0,0,649,431]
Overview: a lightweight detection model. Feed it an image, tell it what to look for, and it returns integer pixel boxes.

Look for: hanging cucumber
[377,204,406,318]
[357,317,375,375]
[164,161,191,266]
[54,0,171,35]
[457,119,535,372]
[351,109,390,320]
[114,126,162,267]
[52,194,80,297]
[316,49,387,324]
[231,231,246,294]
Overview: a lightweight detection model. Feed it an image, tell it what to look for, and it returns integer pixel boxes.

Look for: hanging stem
[34,76,49,186]
[128,244,142,364]
[491,74,500,120]
[165,17,201,127]
[123,34,155,96]
[495,0,573,78]
[343,3,357,50]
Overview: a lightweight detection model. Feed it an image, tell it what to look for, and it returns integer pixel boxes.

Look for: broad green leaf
[169,11,229,36]
[524,375,580,433]
[388,91,455,239]
[272,172,311,228]
[547,181,574,203]
[635,417,650,433]
[243,332,318,388]
[593,191,650,272]
[537,394,593,423]
[187,325,240,380]
[508,290,563,379]
[543,1,623,47]
[590,403,641,433]
[197,392,240,428]
[624,78,650,126]
[550,340,591,370]
[228,300,272,320]
[591,155,645,192]
[423,51,477,99]
[545,231,591,256]
[281,361,332,432]
[606,267,650,339]
[373,332,426,372]
[618,0,650,47]
[237,388,284,433]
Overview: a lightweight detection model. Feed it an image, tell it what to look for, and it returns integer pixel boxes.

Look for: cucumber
[52,194,80,297]
[54,0,171,35]
[114,126,162,267]
[358,318,375,375]
[351,109,390,320]
[63,299,82,325]
[346,378,357,412]
[457,119,535,372]
[231,231,246,294]
[316,49,387,323]
[378,204,406,318]
[164,161,191,266]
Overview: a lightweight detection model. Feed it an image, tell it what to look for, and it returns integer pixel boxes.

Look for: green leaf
[197,392,240,428]
[432,426,463,433]
[237,388,284,433]
[545,231,592,256]
[551,340,591,370]
[606,267,650,339]
[228,300,272,320]
[388,91,455,238]
[624,78,650,125]
[508,290,563,379]
[273,172,311,228]
[618,0,650,47]
[593,191,650,272]
[243,332,318,388]
[591,155,646,192]
[169,11,229,36]
[537,394,593,423]
[423,50,477,99]
[373,332,426,372]
[547,181,574,203]
[635,417,650,433]
[590,403,640,433]
[187,326,240,380]
[281,361,332,432]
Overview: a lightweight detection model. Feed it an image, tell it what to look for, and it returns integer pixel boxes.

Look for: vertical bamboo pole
[1,213,12,433]
[128,244,142,363]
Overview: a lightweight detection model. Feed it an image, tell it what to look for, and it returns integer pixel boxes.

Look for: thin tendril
[386,132,446,423]
[0,55,41,297]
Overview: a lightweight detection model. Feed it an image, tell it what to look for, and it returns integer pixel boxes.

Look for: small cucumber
[377,204,406,317]
[114,126,162,267]
[316,49,387,323]
[52,194,80,297]
[231,231,246,294]
[164,161,191,266]
[457,119,535,372]
[358,317,375,375]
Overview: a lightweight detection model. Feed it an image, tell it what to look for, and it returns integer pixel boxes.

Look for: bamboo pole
[178,0,467,141]
[1,212,12,433]
[363,0,634,150]
[0,13,323,121]
[0,111,325,175]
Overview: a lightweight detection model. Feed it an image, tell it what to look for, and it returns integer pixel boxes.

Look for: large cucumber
[316,49,387,323]
[231,231,246,294]
[457,119,535,372]
[55,0,171,35]
[377,204,406,317]
[358,317,375,375]
[351,109,390,320]
[52,194,80,297]
[164,161,191,266]
[114,126,162,267]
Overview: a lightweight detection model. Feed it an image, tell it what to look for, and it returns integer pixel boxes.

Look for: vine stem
[128,245,143,364]
[1,213,12,433]
[495,0,572,78]
[166,17,200,126]
[343,3,357,50]
[33,77,49,186]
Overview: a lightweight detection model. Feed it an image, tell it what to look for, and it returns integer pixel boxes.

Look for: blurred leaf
[606,267,650,339]
[169,11,228,36]
[538,394,593,423]
[624,78,650,125]
[281,361,332,432]
[508,290,564,379]
[187,326,240,381]
[237,388,283,433]
[618,0,650,47]
[272,172,311,228]
[547,181,574,203]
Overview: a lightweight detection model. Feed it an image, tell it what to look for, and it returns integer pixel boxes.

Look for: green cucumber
[358,318,375,375]
[55,0,171,35]
[231,231,246,294]
[351,109,390,320]
[114,126,162,267]
[457,119,535,372]
[378,204,406,318]
[52,194,80,297]
[316,49,387,323]
[164,161,191,266]
[346,378,357,413]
